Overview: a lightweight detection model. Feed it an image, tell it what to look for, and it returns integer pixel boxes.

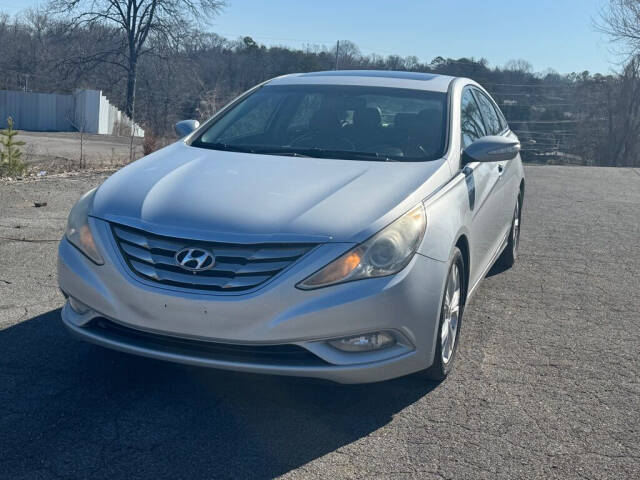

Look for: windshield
[192,84,448,162]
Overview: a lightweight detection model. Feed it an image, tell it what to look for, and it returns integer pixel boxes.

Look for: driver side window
[461,89,486,149]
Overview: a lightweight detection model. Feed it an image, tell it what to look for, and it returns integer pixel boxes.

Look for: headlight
[297,204,426,289]
[65,188,104,265]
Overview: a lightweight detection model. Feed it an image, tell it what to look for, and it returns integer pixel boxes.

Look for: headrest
[309,108,340,132]
[354,107,382,129]
[394,113,417,130]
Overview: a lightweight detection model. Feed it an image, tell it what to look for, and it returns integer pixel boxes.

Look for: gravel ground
[0,165,638,479]
[16,131,144,173]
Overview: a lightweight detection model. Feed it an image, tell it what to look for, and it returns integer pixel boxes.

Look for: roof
[267,70,455,93]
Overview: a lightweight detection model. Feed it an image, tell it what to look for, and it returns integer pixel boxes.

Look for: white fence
[0,89,144,137]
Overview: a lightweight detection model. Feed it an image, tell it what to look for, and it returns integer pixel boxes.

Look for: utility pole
[335,40,340,70]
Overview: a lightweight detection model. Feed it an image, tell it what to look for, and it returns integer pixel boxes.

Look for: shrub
[142,133,158,156]
[0,117,27,177]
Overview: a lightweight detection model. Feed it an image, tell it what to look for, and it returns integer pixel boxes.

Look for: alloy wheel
[441,263,461,364]
[512,200,521,257]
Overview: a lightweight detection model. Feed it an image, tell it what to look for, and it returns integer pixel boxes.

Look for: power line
[485,83,580,88]
[214,32,423,58]
[0,2,23,11]
[516,133,578,137]
[520,137,573,141]
[507,119,606,124]
[0,67,50,79]
[491,93,546,97]
[500,102,606,107]
[215,32,336,45]
[513,126,603,131]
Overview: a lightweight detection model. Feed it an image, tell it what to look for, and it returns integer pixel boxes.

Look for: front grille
[111,223,317,292]
[88,318,328,366]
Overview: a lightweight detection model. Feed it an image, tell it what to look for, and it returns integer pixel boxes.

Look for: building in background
[0,89,144,137]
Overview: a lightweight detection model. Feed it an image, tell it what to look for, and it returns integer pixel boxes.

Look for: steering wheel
[289,132,356,151]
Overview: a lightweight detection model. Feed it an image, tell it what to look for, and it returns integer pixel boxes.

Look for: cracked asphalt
[1,165,639,479]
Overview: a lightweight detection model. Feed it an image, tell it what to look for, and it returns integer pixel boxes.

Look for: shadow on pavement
[1,309,437,479]
[486,259,510,278]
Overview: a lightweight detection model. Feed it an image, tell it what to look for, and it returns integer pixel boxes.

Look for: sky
[4,0,618,74]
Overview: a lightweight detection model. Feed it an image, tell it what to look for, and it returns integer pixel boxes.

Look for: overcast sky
[3,0,618,74]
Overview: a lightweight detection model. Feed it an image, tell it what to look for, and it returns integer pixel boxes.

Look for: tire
[424,247,465,381]
[496,193,522,270]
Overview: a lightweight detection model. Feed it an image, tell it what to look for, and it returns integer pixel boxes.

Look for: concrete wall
[0,89,144,137]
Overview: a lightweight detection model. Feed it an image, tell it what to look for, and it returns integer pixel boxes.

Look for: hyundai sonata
[58,70,524,383]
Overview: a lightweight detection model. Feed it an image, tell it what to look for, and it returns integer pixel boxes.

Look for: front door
[460,88,506,288]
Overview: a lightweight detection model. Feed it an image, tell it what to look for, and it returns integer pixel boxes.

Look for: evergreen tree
[0,117,26,177]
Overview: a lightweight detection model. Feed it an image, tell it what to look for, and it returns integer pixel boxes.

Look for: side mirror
[462,135,520,164]
[175,119,200,138]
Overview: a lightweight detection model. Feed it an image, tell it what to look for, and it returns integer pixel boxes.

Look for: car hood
[92,142,450,243]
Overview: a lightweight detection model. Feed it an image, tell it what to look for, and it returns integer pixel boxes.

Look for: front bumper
[58,218,449,383]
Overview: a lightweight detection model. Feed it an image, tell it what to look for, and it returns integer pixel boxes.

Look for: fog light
[328,331,396,352]
[68,297,90,315]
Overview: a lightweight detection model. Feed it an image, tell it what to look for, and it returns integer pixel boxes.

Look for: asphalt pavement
[0,165,638,479]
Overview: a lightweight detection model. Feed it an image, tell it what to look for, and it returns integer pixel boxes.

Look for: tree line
[0,2,639,167]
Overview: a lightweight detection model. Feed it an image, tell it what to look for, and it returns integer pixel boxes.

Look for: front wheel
[424,248,465,381]
[496,194,522,269]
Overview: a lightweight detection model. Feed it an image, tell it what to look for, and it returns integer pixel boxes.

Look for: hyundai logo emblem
[175,248,215,272]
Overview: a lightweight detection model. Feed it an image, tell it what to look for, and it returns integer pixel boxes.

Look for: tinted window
[474,90,503,135]
[495,104,508,131]
[461,89,486,148]
[288,93,323,130]
[193,84,448,162]
[212,93,283,142]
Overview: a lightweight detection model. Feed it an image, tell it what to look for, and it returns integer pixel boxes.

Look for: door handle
[497,164,504,176]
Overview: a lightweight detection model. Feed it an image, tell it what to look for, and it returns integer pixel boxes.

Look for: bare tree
[504,59,533,74]
[597,0,640,57]
[66,97,87,168]
[66,110,86,168]
[594,2,640,166]
[607,56,640,165]
[48,0,225,124]
[332,40,361,69]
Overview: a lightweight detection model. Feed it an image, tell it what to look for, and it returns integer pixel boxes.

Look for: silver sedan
[58,70,525,383]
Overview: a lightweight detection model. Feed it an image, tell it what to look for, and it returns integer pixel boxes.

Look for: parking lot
[13,131,144,174]
[1,165,639,479]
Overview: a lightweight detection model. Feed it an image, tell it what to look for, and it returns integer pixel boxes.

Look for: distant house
[0,89,144,137]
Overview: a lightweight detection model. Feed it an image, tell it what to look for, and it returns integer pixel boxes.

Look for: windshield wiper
[202,144,313,157]
[249,148,313,158]
[203,142,257,154]
[283,148,397,162]
[200,143,400,161]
